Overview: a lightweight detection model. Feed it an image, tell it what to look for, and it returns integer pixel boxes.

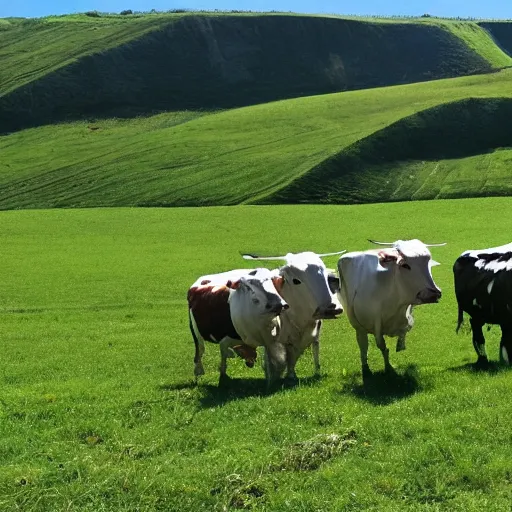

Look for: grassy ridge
[440,21,512,68]
[0,14,501,133]
[265,97,512,204]
[1,200,511,510]
[480,22,512,57]
[1,70,512,209]
[0,15,177,96]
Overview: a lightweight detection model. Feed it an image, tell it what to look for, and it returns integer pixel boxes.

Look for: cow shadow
[195,374,326,408]
[448,360,508,374]
[337,364,425,405]
[159,381,198,392]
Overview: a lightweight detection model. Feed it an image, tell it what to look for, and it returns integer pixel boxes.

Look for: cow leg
[499,324,511,366]
[470,317,488,367]
[311,320,322,375]
[396,334,406,353]
[218,338,238,386]
[374,333,392,373]
[356,330,371,378]
[189,310,205,379]
[264,343,286,387]
[284,344,300,383]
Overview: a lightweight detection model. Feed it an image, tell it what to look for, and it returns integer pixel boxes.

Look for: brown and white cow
[243,251,345,381]
[188,268,288,385]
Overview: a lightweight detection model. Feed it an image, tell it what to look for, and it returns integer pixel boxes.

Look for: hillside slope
[263,97,512,204]
[1,70,511,210]
[0,14,501,133]
[479,22,512,57]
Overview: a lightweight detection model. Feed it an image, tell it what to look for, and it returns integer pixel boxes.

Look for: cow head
[242,250,345,320]
[373,239,443,305]
[230,275,288,317]
[277,252,343,320]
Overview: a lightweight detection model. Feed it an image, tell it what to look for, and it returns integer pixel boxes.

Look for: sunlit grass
[1,200,511,510]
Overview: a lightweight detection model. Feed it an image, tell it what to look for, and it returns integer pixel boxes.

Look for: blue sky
[2,1,512,20]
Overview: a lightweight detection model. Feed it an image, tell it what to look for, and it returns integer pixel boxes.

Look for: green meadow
[1,199,511,510]
[1,10,512,511]
[2,69,512,209]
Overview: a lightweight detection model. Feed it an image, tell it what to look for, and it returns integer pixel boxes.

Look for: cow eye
[402,264,411,270]
[252,298,260,304]
[292,278,301,285]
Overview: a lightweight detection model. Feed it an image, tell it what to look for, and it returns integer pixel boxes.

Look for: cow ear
[378,250,398,264]
[231,280,241,290]
[271,276,284,294]
[430,260,441,267]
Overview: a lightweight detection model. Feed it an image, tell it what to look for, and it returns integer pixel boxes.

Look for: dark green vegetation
[1,14,512,133]
[1,201,511,510]
[1,69,512,209]
[481,22,512,56]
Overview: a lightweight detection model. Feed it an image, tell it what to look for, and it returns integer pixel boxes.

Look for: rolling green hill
[264,97,512,204]
[1,13,511,133]
[1,69,512,209]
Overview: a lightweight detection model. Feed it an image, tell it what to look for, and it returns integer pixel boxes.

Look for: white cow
[188,268,288,386]
[243,251,344,381]
[337,239,444,378]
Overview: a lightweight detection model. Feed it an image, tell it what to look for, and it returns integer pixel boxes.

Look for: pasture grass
[2,70,512,209]
[1,199,511,510]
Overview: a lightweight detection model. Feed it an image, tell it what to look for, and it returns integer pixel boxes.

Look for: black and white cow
[454,243,512,366]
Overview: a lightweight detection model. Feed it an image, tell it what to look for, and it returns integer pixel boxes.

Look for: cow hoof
[384,364,397,375]
[475,356,489,369]
[218,374,231,387]
[283,375,298,387]
[362,365,372,381]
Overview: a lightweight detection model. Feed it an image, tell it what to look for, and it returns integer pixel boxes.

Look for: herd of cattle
[187,239,512,385]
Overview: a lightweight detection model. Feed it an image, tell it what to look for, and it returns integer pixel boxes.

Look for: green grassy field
[2,69,512,209]
[1,199,511,510]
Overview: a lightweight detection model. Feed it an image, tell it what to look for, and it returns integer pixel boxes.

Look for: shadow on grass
[158,381,198,392]
[194,374,326,408]
[337,364,424,405]
[447,360,509,374]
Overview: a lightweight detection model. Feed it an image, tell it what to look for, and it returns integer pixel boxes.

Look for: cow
[242,251,345,381]
[188,268,288,386]
[453,242,512,367]
[337,239,444,378]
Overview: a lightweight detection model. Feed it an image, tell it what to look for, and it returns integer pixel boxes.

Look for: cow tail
[455,304,464,334]
[189,309,205,377]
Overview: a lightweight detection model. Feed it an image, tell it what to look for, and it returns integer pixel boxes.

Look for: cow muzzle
[314,302,343,319]
[415,288,442,304]
[266,302,289,315]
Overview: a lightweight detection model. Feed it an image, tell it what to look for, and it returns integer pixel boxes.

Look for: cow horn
[424,243,447,247]
[241,253,288,261]
[316,250,346,257]
[368,239,394,246]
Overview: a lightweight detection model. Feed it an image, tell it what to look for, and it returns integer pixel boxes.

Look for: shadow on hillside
[337,364,424,405]
[448,360,509,374]
[195,374,325,408]
[1,15,495,136]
